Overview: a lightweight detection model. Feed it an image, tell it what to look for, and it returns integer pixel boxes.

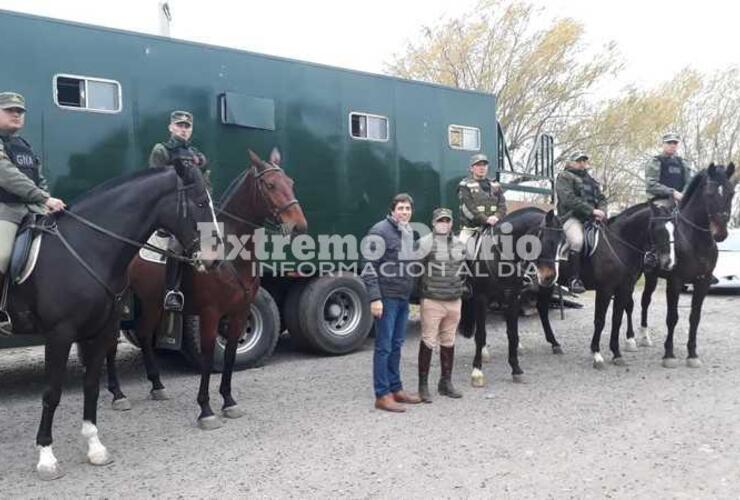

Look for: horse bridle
[33,177,205,300]
[218,163,302,232]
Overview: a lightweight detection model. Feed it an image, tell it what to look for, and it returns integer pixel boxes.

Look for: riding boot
[567,250,586,294]
[0,272,11,336]
[163,257,184,312]
[438,346,462,398]
[418,341,433,403]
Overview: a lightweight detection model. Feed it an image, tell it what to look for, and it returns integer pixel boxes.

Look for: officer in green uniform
[457,153,507,251]
[644,132,692,208]
[149,110,209,312]
[0,92,66,333]
[555,151,608,294]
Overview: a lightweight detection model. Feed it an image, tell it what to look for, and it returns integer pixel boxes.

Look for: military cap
[470,153,489,166]
[569,151,589,162]
[0,92,26,111]
[170,110,193,125]
[662,132,681,143]
[432,207,453,222]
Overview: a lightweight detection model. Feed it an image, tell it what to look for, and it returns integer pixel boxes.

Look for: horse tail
[459,296,475,338]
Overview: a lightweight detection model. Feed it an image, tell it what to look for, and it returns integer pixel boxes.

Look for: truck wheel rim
[217,304,263,354]
[322,287,362,337]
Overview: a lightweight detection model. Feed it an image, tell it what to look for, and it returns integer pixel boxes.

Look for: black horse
[535,202,675,369]
[8,164,218,480]
[623,163,736,367]
[460,208,564,386]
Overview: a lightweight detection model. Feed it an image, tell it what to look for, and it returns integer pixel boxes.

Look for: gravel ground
[0,286,739,499]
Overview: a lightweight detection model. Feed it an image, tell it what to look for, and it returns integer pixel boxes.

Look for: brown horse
[106,148,307,429]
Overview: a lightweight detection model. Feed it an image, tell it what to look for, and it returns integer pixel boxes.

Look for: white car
[712,228,740,290]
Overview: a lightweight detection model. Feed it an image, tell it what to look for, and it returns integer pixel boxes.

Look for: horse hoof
[150,389,170,401]
[481,346,491,363]
[686,358,703,369]
[612,357,627,367]
[111,397,132,411]
[37,463,64,481]
[222,405,245,419]
[471,369,485,388]
[662,358,678,369]
[512,374,526,384]
[197,415,223,431]
[88,448,114,466]
[638,337,653,347]
[552,345,564,355]
[624,338,638,352]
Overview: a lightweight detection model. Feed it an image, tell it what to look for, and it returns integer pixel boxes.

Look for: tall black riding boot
[438,346,462,398]
[567,250,586,294]
[418,341,433,403]
[163,257,184,312]
[0,271,11,336]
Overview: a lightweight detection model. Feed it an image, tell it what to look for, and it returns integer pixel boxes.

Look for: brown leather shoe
[392,390,422,404]
[375,394,406,412]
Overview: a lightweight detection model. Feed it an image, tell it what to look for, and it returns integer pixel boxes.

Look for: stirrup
[163,290,184,312]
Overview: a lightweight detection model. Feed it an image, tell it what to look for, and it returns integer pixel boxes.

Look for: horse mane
[607,201,650,224]
[500,206,546,225]
[679,169,707,210]
[69,167,169,208]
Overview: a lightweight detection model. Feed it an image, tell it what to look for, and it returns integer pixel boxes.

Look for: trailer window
[350,112,389,142]
[54,75,121,113]
[448,125,481,151]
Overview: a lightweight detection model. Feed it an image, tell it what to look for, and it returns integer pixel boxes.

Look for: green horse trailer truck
[0,9,553,368]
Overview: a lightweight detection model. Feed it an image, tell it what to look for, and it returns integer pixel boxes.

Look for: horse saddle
[139,231,169,264]
[582,222,600,258]
[9,213,45,285]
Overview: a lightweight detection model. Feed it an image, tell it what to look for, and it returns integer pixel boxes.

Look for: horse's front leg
[662,276,682,368]
[80,330,116,468]
[504,290,524,382]
[639,271,659,346]
[105,339,131,410]
[471,294,488,388]
[36,335,73,481]
[686,279,710,368]
[537,285,562,354]
[220,311,247,419]
[623,291,638,352]
[591,288,611,369]
[196,309,222,430]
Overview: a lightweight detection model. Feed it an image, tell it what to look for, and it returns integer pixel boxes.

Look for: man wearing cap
[416,207,466,402]
[555,151,608,294]
[149,110,209,312]
[644,132,692,208]
[0,92,66,332]
[457,153,507,249]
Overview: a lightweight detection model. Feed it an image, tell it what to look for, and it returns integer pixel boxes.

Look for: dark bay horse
[460,208,564,386]
[107,149,307,430]
[536,202,675,369]
[8,164,218,480]
[624,163,736,368]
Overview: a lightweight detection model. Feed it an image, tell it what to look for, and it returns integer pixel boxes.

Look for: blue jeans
[373,297,410,398]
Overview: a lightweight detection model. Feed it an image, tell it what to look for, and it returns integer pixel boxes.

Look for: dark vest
[0,135,42,203]
[579,172,601,207]
[657,155,685,191]
[163,138,197,164]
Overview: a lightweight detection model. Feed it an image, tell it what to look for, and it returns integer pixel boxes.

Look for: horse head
[701,162,736,242]
[246,148,308,235]
[534,209,563,287]
[167,160,221,271]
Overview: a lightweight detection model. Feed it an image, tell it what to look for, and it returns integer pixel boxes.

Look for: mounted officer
[555,151,608,294]
[149,110,210,312]
[457,153,507,252]
[0,92,66,333]
[644,132,692,208]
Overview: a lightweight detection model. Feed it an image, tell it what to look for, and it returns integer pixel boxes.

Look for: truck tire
[181,287,280,371]
[295,274,372,354]
[283,280,312,350]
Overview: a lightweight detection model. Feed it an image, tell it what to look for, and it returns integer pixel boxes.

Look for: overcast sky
[1,0,737,93]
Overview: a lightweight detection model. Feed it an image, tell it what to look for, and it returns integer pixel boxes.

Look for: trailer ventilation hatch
[219,93,275,130]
